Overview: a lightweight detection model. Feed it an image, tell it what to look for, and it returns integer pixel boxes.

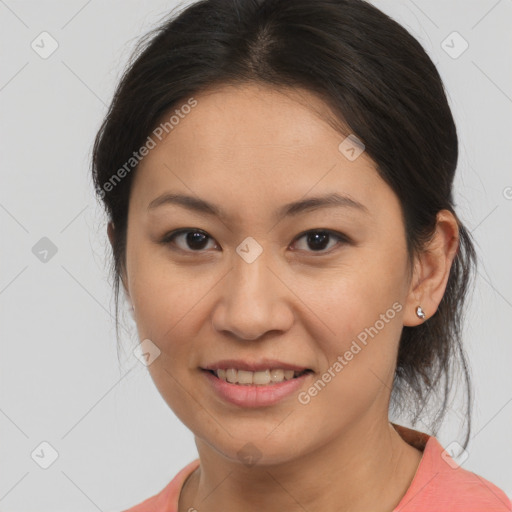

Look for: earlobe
[403,210,459,326]
[403,257,426,326]
[415,305,426,320]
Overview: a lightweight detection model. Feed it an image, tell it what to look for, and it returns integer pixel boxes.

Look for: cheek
[133,272,205,350]
[297,247,407,402]
[127,253,210,417]
[305,250,406,343]
[311,282,403,380]
[126,243,202,347]
[298,286,404,428]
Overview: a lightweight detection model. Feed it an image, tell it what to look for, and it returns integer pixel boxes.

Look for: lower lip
[202,370,313,408]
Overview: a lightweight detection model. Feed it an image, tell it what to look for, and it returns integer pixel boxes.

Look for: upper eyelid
[165,228,349,251]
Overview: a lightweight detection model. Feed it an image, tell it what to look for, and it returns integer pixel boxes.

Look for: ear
[107,222,130,299]
[403,210,459,326]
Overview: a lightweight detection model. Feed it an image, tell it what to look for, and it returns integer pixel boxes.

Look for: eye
[291,229,350,254]
[162,228,217,252]
[161,228,350,255]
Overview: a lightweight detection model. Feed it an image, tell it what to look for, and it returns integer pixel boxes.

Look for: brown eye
[162,229,217,252]
[161,228,350,255]
[292,230,349,254]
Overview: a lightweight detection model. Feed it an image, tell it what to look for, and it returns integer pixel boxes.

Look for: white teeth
[226,368,237,383]
[213,368,307,385]
[237,370,254,385]
[270,369,284,382]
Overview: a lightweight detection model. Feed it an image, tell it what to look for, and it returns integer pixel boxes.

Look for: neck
[179,418,423,512]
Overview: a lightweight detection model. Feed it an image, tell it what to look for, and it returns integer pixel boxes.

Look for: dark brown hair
[91,0,477,448]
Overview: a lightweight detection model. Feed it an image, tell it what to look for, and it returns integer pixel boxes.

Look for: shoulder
[432,463,512,511]
[119,459,200,512]
[395,435,511,511]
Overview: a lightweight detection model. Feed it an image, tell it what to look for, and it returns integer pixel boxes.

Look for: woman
[92,0,511,510]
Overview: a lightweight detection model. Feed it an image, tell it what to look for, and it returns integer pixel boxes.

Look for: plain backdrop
[0,0,511,510]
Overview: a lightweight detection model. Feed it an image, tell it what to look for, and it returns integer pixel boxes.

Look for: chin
[195,428,308,468]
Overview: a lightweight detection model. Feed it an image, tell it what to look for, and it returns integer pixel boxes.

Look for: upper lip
[202,359,312,372]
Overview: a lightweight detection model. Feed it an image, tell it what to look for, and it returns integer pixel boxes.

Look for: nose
[211,250,294,341]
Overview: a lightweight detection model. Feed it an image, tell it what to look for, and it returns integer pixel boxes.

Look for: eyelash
[160,228,351,256]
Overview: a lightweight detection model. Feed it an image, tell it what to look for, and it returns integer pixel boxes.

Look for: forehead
[131,83,389,220]
[169,83,341,146]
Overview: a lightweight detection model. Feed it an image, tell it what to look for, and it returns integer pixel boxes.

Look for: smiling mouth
[204,368,313,386]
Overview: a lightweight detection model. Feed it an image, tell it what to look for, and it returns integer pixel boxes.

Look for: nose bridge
[212,242,292,340]
[232,244,270,298]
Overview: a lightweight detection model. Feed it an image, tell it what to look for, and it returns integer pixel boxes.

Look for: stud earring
[416,305,426,320]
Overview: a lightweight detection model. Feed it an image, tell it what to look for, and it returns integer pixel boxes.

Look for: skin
[108,83,459,512]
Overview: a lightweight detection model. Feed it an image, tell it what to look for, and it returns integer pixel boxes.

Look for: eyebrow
[147,192,369,219]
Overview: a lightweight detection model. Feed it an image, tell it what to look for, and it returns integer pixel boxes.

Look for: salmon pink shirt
[120,424,511,512]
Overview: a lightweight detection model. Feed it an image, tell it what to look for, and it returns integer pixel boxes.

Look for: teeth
[270,369,284,382]
[213,368,308,385]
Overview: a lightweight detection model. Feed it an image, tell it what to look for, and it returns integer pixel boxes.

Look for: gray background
[0,0,511,510]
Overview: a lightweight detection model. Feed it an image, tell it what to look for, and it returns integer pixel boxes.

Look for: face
[120,83,416,465]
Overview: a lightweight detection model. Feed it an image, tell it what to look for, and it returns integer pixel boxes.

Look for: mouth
[201,366,314,408]
[202,368,314,386]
